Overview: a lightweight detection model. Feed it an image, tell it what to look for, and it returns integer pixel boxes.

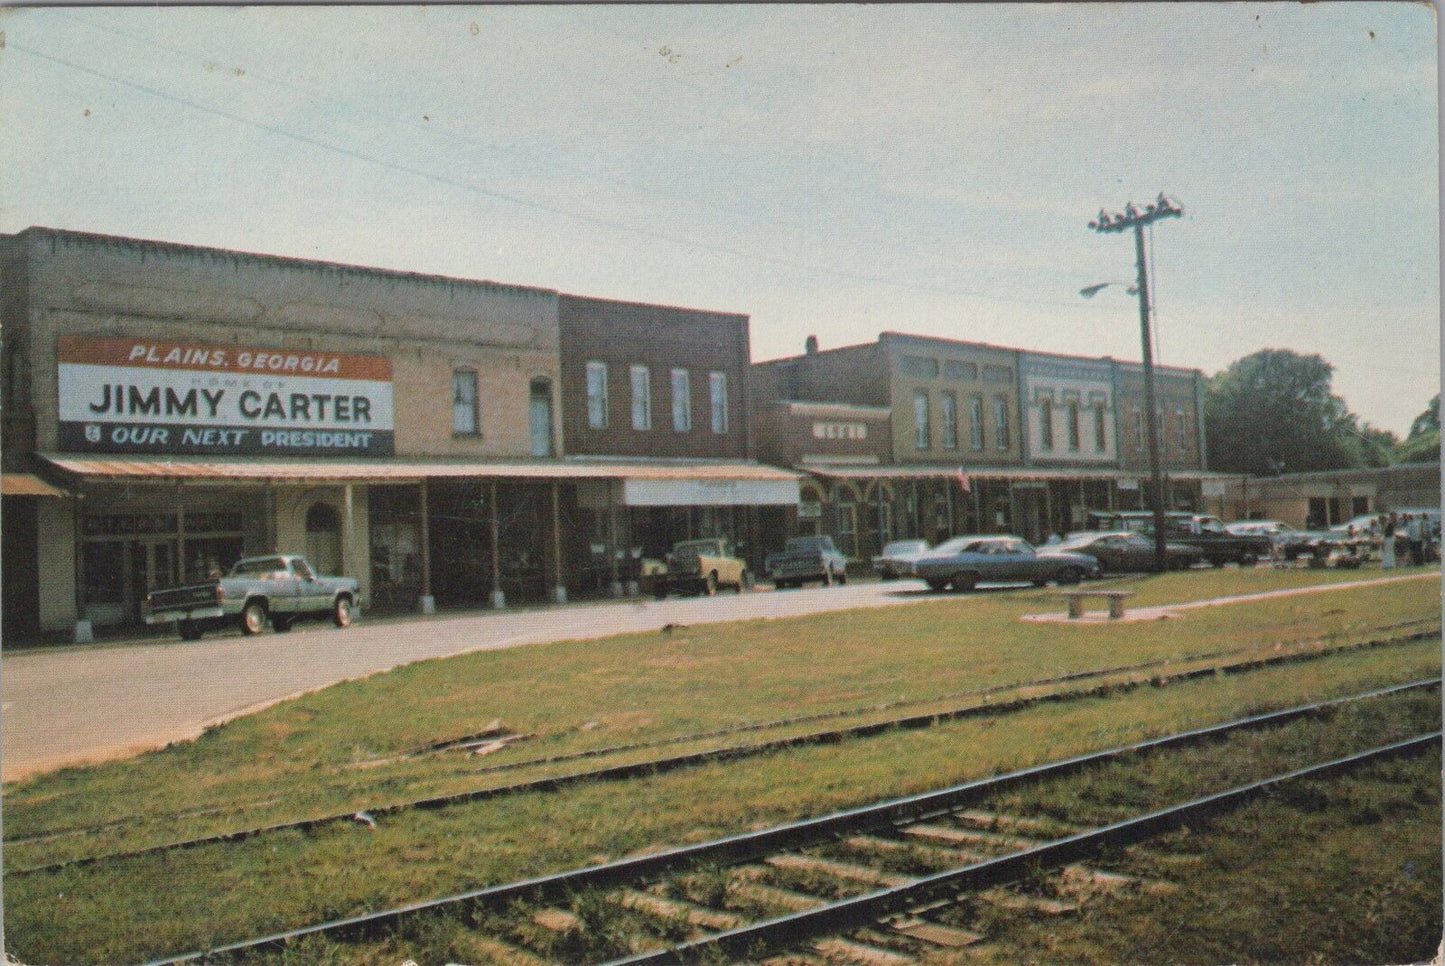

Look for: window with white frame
[1066,401,1081,450]
[969,395,985,450]
[1039,396,1054,450]
[994,396,1010,449]
[630,364,651,430]
[671,368,691,431]
[1094,403,1108,452]
[1133,408,1145,451]
[586,361,608,429]
[1176,409,1188,450]
[709,371,729,434]
[941,392,958,449]
[452,368,479,435]
[914,390,931,449]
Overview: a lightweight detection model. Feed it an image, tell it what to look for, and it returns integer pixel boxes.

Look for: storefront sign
[622,478,800,507]
[812,421,868,441]
[58,337,395,457]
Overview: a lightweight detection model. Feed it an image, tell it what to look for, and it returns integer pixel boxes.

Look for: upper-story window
[452,368,479,435]
[1133,408,1145,451]
[941,392,958,449]
[1176,408,1189,450]
[913,390,931,449]
[969,395,985,450]
[709,371,729,434]
[630,365,652,430]
[900,355,939,379]
[994,396,1010,449]
[982,364,1013,384]
[530,377,554,457]
[1038,396,1054,450]
[1066,401,1081,450]
[943,360,978,381]
[671,368,692,432]
[1094,402,1108,452]
[586,361,609,429]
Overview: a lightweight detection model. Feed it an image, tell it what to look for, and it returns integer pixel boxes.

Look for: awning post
[490,480,505,609]
[607,484,622,599]
[550,481,567,604]
[417,479,435,614]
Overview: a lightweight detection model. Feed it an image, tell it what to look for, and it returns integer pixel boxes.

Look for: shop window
[630,364,652,430]
[305,502,342,575]
[836,501,858,557]
[530,378,554,456]
[969,395,985,450]
[586,361,608,429]
[914,390,930,449]
[710,372,728,434]
[452,369,479,435]
[671,368,691,432]
[941,392,958,449]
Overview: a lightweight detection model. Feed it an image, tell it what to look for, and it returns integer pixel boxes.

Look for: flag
[956,467,971,493]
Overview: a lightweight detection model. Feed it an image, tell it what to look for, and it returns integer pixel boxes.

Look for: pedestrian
[1405,512,1425,566]
[1381,513,1397,569]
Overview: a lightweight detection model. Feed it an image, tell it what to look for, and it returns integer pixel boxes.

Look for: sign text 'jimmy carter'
[57,337,396,456]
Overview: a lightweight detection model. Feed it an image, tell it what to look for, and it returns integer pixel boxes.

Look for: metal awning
[1,473,69,498]
[38,454,802,486]
[799,464,1126,482]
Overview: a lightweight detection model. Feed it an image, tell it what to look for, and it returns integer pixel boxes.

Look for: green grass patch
[5,642,1438,965]
[6,569,1437,859]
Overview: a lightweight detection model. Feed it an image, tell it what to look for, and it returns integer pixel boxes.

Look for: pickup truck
[1084,511,1271,567]
[765,535,849,588]
[652,539,753,598]
[143,554,362,640]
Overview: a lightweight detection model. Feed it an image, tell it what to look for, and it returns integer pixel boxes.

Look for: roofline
[558,291,748,320]
[12,226,559,299]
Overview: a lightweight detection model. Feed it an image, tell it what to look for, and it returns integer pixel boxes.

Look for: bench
[1061,589,1134,621]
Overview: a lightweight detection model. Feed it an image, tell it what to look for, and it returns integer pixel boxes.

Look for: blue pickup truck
[143,554,362,640]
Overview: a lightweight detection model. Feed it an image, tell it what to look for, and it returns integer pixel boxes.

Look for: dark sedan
[1053,531,1205,573]
[914,535,1099,592]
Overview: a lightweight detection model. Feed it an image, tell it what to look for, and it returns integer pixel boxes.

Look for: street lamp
[1087,193,1184,573]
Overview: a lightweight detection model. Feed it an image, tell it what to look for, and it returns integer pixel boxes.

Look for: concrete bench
[1061,589,1134,621]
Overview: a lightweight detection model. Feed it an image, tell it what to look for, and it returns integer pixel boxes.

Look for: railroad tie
[1058,864,1180,896]
[886,917,984,948]
[902,823,1042,851]
[444,936,551,966]
[618,889,744,931]
[530,908,582,934]
[953,810,1081,837]
[765,852,917,888]
[730,879,830,913]
[812,936,918,966]
[843,834,989,866]
[975,888,1078,916]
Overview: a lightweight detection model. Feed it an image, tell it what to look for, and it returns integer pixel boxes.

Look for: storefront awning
[38,453,803,490]
[1,473,70,497]
[799,464,1126,482]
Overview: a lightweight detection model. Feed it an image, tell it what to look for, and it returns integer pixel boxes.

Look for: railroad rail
[143,679,1440,965]
[11,624,1435,877]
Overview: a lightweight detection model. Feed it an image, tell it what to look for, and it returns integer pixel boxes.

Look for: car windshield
[231,558,288,578]
[786,536,834,552]
[931,537,980,554]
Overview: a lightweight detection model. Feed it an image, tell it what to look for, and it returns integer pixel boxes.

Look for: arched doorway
[305,502,342,575]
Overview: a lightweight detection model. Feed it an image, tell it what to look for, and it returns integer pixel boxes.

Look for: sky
[1,3,1438,436]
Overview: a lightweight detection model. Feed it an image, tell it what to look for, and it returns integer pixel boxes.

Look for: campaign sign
[58,337,396,457]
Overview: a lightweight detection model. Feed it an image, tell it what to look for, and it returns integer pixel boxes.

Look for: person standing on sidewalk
[1381,512,1397,569]
[1405,512,1425,566]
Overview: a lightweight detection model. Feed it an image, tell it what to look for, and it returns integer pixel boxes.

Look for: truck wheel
[273,616,294,633]
[240,600,268,636]
[1239,552,1259,568]
[822,569,834,587]
[333,595,355,628]
[179,621,203,641]
[654,581,669,600]
[1057,566,1084,586]
[737,570,752,593]
[926,579,949,593]
[836,570,848,586]
[704,572,718,596]
[952,572,978,593]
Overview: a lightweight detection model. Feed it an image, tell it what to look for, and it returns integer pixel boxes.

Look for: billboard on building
[58,337,395,457]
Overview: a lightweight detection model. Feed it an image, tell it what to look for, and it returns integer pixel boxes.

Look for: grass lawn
[1,568,1439,963]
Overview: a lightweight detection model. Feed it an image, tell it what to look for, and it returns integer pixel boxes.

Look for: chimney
[804,335,819,355]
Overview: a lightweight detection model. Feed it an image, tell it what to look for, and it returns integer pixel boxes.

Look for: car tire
[1057,566,1084,586]
[926,579,949,592]
[952,572,978,593]
[1239,552,1258,568]
[273,616,294,633]
[704,572,719,596]
[822,569,834,587]
[333,595,355,628]
[240,600,268,636]
[739,570,754,592]
[178,620,203,641]
[836,570,848,586]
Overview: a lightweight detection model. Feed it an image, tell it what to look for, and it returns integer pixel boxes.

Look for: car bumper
[145,606,225,625]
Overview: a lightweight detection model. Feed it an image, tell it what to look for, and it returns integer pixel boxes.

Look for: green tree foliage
[1398,394,1440,463]
[1204,349,1369,475]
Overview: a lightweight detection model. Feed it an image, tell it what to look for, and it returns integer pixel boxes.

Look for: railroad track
[10,622,1435,878]
[146,679,1440,965]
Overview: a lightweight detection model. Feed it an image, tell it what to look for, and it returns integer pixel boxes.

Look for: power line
[11,37,1088,312]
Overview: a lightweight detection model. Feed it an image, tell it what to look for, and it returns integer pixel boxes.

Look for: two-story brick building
[0,228,798,638]
[751,332,1216,558]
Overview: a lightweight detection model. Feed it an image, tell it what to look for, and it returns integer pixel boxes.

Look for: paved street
[1,580,938,781]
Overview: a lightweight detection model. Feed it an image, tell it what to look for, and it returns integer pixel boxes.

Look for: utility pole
[1089,194,1183,573]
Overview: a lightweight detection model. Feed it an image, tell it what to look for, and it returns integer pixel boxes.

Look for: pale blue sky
[2,4,1437,435]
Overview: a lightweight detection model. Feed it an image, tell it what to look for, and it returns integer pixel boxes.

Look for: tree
[1408,394,1440,439]
[1203,349,1367,475]
[1397,394,1440,463]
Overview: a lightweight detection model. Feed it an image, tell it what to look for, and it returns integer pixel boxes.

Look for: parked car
[914,535,1099,592]
[1052,531,1205,573]
[766,535,849,588]
[1225,520,1337,560]
[872,539,932,579]
[652,538,752,597]
[143,554,361,640]
[1085,511,1270,567]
